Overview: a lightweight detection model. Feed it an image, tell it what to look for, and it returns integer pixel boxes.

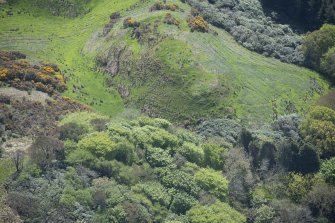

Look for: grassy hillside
[0,0,142,115]
[0,0,329,124]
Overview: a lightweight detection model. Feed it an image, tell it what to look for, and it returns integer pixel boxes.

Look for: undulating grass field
[0,0,330,124]
[0,0,144,115]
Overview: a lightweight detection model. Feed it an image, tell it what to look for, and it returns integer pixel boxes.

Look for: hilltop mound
[91,0,328,124]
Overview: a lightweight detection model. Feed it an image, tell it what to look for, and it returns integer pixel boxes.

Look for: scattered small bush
[103,12,121,36]
[150,3,178,12]
[187,15,209,32]
[123,17,140,28]
[164,12,180,27]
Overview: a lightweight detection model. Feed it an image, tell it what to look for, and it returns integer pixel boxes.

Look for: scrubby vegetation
[0,51,89,141]
[2,105,335,222]
[3,114,244,222]
[0,51,66,95]
[302,24,335,83]
[184,0,303,64]
[187,16,209,32]
[123,17,140,28]
[1,0,335,222]
[164,12,180,27]
[150,2,179,11]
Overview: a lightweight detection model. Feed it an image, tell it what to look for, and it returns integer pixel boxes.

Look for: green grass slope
[0,0,330,124]
[0,0,142,115]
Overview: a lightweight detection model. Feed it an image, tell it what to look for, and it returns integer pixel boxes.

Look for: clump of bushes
[300,106,335,159]
[0,51,67,95]
[150,3,178,12]
[302,24,335,83]
[123,17,140,28]
[164,12,180,27]
[185,0,303,64]
[103,12,121,36]
[187,15,209,32]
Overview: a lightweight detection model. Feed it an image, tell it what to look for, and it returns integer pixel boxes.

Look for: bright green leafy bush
[203,143,226,170]
[178,142,204,166]
[146,147,174,168]
[303,24,335,72]
[77,132,116,158]
[194,168,228,201]
[155,168,200,197]
[254,204,275,223]
[187,201,246,223]
[320,157,335,185]
[301,106,335,158]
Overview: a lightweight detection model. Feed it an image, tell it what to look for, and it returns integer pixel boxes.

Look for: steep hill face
[0,0,330,125]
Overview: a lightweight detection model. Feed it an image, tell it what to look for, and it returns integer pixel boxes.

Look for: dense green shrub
[320,46,335,82]
[287,173,311,202]
[169,190,197,214]
[136,117,172,129]
[301,106,335,158]
[251,186,273,207]
[194,168,229,200]
[151,128,179,149]
[203,143,226,170]
[254,204,275,223]
[320,157,335,185]
[77,132,116,158]
[303,24,335,74]
[132,181,171,207]
[66,149,96,167]
[178,142,204,166]
[196,118,241,146]
[146,147,174,168]
[58,122,88,142]
[155,167,200,196]
[113,141,136,165]
[187,201,246,223]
